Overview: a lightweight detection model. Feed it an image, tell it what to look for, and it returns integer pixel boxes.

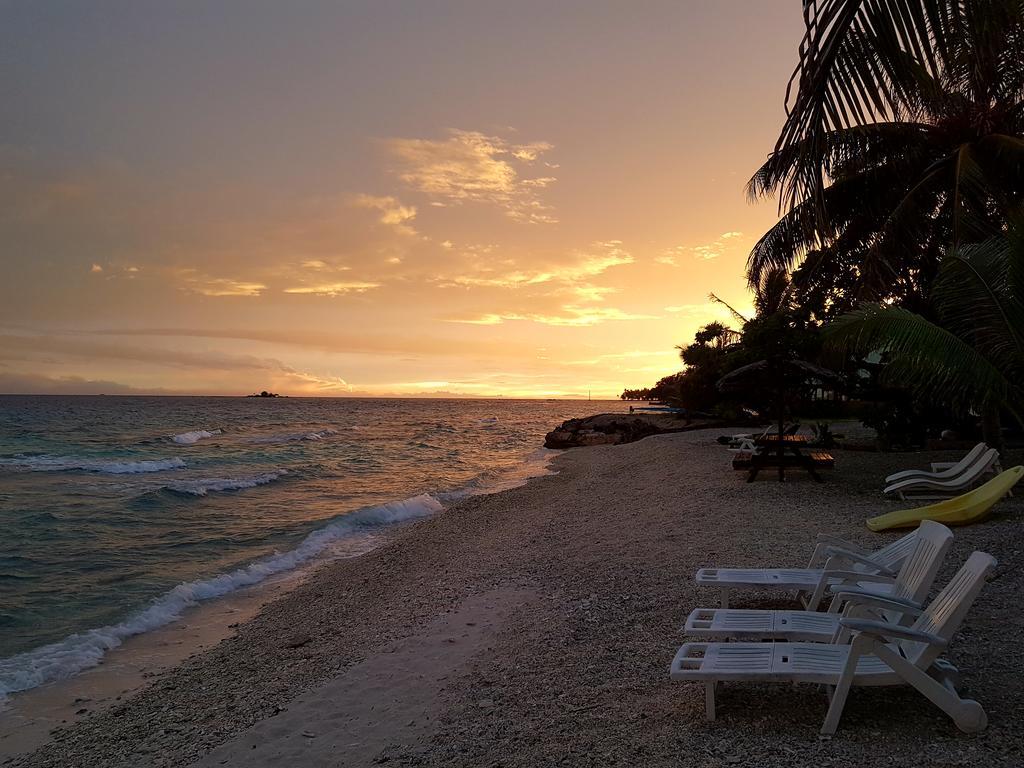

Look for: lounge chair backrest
[904,551,997,668]
[957,448,1000,484]
[867,528,921,572]
[891,520,954,606]
[946,443,988,475]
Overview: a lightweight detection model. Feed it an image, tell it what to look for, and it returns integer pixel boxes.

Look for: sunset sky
[2,1,804,398]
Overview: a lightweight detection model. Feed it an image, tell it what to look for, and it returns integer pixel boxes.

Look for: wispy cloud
[174,269,267,297]
[283,281,381,297]
[0,332,353,394]
[436,241,643,327]
[444,240,632,291]
[86,326,541,359]
[0,370,169,395]
[351,194,418,235]
[659,231,746,264]
[447,305,656,327]
[385,129,556,223]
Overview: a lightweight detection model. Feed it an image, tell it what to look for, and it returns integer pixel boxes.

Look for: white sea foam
[0,492,443,700]
[171,429,222,445]
[0,456,186,474]
[0,449,557,701]
[164,471,287,496]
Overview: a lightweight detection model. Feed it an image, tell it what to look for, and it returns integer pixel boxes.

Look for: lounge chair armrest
[824,571,896,586]
[832,590,923,616]
[885,468,931,483]
[839,618,948,648]
[930,462,956,471]
[808,536,866,567]
[822,548,897,577]
[814,534,863,551]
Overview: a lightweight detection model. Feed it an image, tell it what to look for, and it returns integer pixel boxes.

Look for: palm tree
[710,266,796,323]
[749,0,1024,307]
[771,0,1024,215]
[825,222,1024,450]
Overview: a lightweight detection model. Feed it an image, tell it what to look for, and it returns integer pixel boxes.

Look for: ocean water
[0,395,620,699]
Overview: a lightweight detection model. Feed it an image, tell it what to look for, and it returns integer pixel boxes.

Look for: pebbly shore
[6,429,1024,768]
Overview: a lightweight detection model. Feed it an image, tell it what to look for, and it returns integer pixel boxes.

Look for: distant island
[246,391,284,398]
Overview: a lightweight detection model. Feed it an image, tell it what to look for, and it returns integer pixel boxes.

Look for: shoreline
[7,429,1024,767]
[0,448,559,762]
[0,571,303,760]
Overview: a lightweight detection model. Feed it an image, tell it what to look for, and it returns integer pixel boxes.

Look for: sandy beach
[6,429,1024,768]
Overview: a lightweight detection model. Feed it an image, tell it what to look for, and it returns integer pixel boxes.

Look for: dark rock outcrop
[544,412,708,449]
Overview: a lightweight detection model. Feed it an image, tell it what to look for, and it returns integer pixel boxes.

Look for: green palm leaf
[826,303,1018,412]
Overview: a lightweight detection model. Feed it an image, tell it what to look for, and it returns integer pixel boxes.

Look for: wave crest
[171,429,221,445]
[164,471,288,496]
[0,456,186,474]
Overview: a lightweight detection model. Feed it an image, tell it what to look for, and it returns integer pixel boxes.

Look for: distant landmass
[246,391,284,398]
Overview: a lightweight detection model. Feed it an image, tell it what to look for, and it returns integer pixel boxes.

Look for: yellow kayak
[868,465,1024,531]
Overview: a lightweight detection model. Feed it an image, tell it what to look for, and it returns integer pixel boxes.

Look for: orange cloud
[351,193,418,235]
[173,269,267,297]
[447,305,656,327]
[282,280,381,297]
[385,129,557,223]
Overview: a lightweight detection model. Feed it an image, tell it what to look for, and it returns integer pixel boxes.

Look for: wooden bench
[732,453,754,470]
[809,450,835,469]
[732,451,835,471]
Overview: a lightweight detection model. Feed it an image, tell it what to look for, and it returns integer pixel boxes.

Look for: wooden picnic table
[743,434,831,483]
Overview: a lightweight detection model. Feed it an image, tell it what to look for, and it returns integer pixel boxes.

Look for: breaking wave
[0,456,186,474]
[163,471,288,496]
[0,449,557,700]
[170,429,221,445]
[0,492,443,699]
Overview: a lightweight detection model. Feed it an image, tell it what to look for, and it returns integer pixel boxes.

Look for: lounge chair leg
[822,637,867,734]
[705,682,716,721]
[874,644,988,733]
[805,580,828,612]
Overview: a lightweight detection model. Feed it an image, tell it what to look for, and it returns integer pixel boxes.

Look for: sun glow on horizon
[0,1,801,398]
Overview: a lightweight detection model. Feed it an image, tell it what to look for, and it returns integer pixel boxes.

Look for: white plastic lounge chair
[930,450,1006,493]
[684,520,953,641]
[885,443,988,485]
[884,448,1000,500]
[695,527,921,609]
[728,424,799,452]
[727,426,771,452]
[672,551,997,734]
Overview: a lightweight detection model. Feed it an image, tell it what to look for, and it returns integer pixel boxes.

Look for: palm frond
[933,236,1024,376]
[774,1,1024,213]
[708,293,749,325]
[825,302,1015,408]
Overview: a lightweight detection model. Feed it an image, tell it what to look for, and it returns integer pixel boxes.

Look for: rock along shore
[543,411,722,449]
